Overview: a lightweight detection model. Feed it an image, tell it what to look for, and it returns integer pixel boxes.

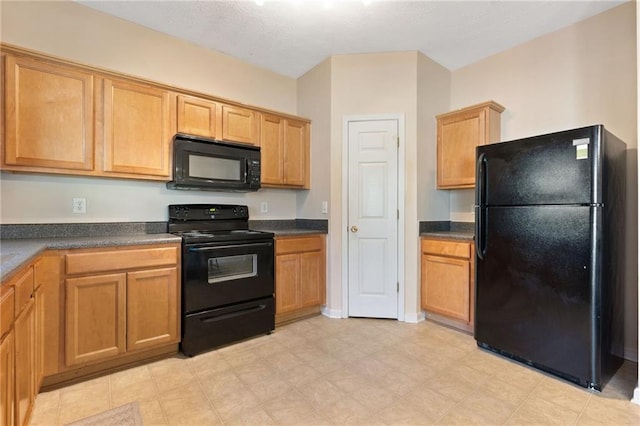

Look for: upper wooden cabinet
[177,95,218,138]
[100,78,175,178]
[3,55,95,171]
[221,104,259,146]
[176,96,260,146]
[1,45,312,187]
[260,113,310,188]
[436,101,504,189]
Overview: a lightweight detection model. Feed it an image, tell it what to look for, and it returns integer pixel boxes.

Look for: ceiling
[77,0,627,78]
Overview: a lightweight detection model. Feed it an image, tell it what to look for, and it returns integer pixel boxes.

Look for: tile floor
[30,316,640,425]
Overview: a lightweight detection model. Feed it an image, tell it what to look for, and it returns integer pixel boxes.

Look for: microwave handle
[245,159,249,182]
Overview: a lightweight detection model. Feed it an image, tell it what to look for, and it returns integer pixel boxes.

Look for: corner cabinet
[420,237,475,332]
[260,113,310,188]
[436,101,504,189]
[63,244,180,368]
[274,235,326,325]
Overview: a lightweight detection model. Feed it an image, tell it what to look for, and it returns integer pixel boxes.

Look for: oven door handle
[188,242,273,252]
[200,304,267,323]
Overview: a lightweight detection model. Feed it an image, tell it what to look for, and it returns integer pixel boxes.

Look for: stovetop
[167,204,273,244]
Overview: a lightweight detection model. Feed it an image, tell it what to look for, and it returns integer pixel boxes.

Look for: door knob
[350,226,359,233]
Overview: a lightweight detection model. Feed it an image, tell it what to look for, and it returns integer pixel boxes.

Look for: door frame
[341,114,406,321]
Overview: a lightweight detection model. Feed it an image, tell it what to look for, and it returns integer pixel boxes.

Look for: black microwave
[167,134,261,192]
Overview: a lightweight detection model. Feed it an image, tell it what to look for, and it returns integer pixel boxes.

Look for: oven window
[208,254,257,283]
[189,154,241,181]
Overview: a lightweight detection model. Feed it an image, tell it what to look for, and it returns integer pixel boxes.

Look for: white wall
[451,2,638,360]
[0,0,301,223]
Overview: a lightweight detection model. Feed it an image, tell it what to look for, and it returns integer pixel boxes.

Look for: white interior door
[347,119,398,318]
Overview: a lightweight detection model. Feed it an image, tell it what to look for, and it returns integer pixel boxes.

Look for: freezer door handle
[475,152,487,260]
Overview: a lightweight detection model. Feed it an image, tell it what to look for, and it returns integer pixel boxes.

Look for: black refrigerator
[474,124,626,390]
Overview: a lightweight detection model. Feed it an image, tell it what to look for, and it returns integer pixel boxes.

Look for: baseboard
[321,306,342,318]
[403,311,426,323]
[632,386,640,405]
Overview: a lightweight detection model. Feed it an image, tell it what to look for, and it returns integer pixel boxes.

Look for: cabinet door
[421,254,470,322]
[221,104,258,145]
[35,253,62,377]
[4,55,95,171]
[101,78,175,178]
[283,119,308,187]
[14,299,35,426]
[177,95,218,138]
[34,286,45,390]
[260,113,284,185]
[299,251,325,308]
[126,267,179,352]
[0,332,14,426]
[65,274,126,366]
[437,109,485,188]
[275,254,300,315]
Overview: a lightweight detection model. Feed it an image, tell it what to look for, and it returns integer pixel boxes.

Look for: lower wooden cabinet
[0,292,15,426]
[64,244,180,368]
[420,237,475,331]
[0,243,181,425]
[275,235,326,325]
[65,273,127,367]
[13,300,35,426]
[126,267,179,352]
[0,331,14,426]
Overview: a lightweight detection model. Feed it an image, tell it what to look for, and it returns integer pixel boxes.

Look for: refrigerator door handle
[475,153,487,260]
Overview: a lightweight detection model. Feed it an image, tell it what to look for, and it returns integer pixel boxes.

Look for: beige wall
[417,53,451,222]
[326,52,422,319]
[0,0,301,222]
[451,2,638,360]
[297,58,332,220]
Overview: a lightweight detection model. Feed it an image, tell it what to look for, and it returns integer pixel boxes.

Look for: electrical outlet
[260,201,268,213]
[73,198,86,214]
[321,201,328,214]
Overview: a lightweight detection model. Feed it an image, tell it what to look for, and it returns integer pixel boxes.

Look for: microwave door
[167,135,261,192]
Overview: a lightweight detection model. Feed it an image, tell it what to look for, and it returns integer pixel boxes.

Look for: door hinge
[397,137,400,147]
[397,210,399,220]
[397,282,399,292]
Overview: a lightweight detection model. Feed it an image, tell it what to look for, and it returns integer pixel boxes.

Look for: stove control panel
[169,204,249,221]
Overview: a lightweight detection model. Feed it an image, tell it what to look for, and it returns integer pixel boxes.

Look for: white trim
[341,114,406,321]
[404,311,426,324]
[321,306,343,319]
[633,387,640,405]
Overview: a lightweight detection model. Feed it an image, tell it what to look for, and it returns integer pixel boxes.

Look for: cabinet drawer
[13,267,34,316]
[66,246,179,275]
[421,239,470,259]
[275,236,324,255]
[0,287,14,339]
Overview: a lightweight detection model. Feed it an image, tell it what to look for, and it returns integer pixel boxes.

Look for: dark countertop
[420,231,474,241]
[0,218,328,283]
[0,234,181,283]
[253,227,327,236]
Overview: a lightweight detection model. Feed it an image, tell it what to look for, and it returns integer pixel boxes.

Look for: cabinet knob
[350,226,359,233]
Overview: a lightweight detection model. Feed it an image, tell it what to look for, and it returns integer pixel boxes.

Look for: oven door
[183,239,274,313]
